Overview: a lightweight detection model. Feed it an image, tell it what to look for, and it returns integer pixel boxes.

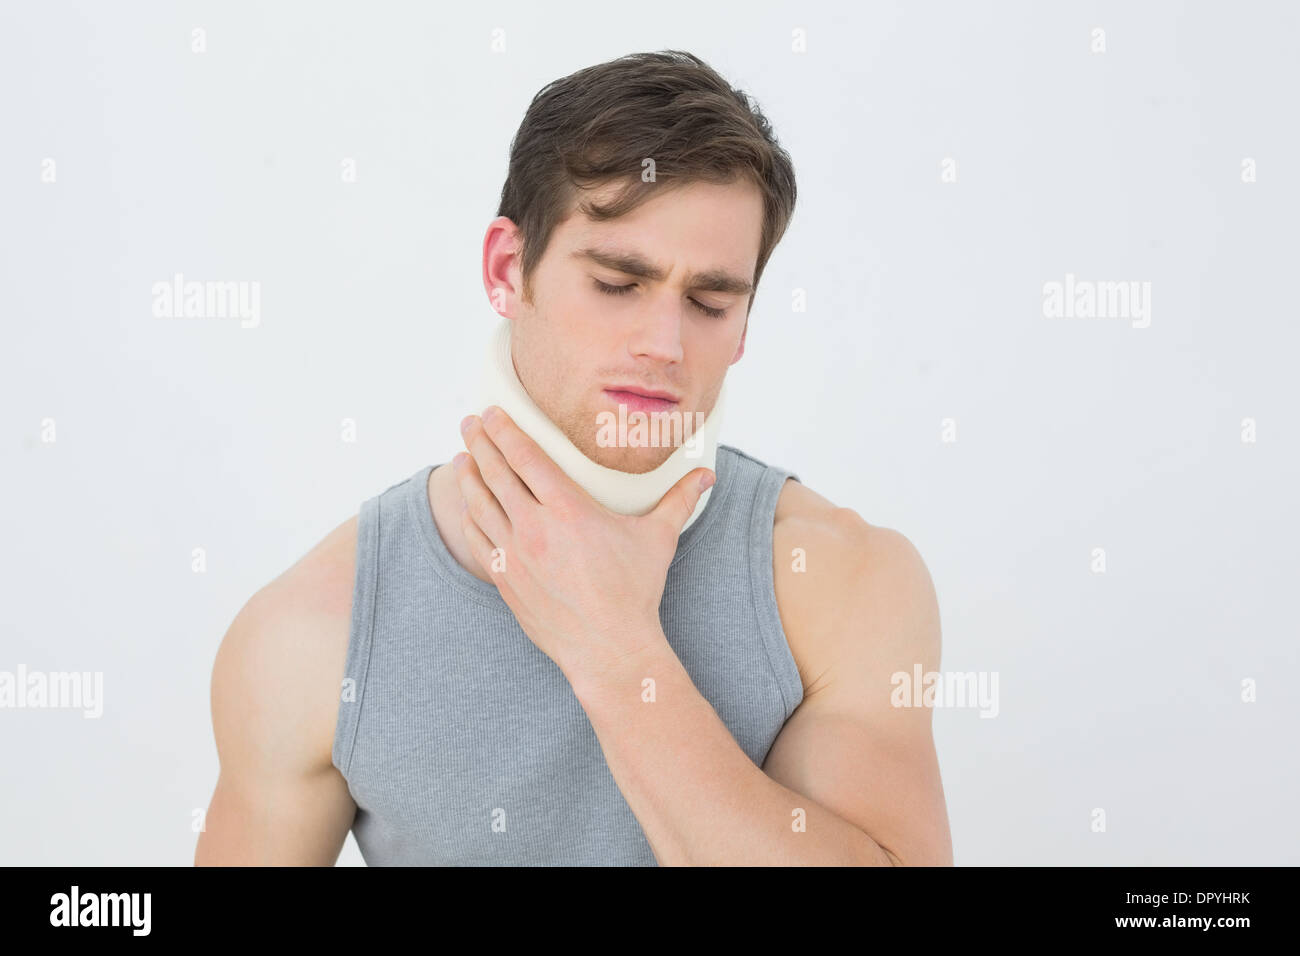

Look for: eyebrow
[571,246,754,296]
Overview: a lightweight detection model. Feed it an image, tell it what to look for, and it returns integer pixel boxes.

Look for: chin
[581,440,676,475]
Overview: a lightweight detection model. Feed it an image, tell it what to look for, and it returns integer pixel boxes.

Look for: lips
[603,388,681,414]
[605,384,680,401]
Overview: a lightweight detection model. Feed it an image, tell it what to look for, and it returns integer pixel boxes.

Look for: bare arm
[762,518,953,865]
[566,509,951,865]
[195,518,359,866]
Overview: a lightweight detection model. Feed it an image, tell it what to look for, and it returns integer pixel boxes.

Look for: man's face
[489,177,764,473]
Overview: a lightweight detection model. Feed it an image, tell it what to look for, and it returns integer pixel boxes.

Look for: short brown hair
[496,50,797,308]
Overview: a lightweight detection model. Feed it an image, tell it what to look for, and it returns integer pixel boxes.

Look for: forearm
[567,627,894,866]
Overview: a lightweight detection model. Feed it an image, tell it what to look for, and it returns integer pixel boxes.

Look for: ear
[731,316,748,364]
[483,216,525,316]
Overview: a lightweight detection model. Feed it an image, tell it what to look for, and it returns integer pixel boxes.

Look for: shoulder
[233,513,360,640]
[772,478,941,698]
[210,514,359,773]
[262,513,360,621]
[765,478,952,866]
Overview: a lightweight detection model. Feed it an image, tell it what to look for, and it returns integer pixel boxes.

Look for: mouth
[602,387,681,414]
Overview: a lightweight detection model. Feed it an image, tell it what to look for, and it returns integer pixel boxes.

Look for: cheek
[556,285,599,327]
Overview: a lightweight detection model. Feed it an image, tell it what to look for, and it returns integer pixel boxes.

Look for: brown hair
[496,50,797,309]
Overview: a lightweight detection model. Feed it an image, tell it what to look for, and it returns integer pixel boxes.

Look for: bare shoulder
[765,479,952,866]
[212,514,360,774]
[260,513,361,623]
[772,478,941,698]
[198,515,361,864]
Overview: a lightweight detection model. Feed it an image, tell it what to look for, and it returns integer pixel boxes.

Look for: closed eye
[591,278,728,319]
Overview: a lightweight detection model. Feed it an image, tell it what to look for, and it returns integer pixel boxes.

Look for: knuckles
[514,516,548,558]
[464,489,486,522]
[548,493,581,524]
[510,442,539,476]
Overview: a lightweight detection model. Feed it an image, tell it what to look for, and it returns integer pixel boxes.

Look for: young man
[196,50,952,866]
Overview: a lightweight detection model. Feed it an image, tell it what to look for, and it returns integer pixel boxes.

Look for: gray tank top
[331,442,803,865]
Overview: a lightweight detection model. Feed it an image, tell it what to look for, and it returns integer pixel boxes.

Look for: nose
[625,305,685,365]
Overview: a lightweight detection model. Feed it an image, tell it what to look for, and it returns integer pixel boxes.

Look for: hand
[453,405,714,684]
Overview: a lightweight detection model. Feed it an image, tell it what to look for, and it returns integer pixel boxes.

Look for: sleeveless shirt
[331,442,803,865]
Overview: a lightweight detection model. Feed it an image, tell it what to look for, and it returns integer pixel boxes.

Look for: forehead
[556,177,764,278]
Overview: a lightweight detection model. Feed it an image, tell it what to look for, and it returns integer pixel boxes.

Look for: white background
[2,0,1297,865]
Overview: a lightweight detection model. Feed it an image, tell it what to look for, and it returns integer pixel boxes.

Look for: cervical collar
[475,318,725,530]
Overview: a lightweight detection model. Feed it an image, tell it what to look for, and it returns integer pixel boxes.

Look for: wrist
[564,623,673,706]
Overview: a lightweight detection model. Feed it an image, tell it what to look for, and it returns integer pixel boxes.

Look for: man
[195,50,952,866]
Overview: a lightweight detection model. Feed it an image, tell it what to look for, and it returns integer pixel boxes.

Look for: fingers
[648,466,714,535]
[459,489,495,566]
[477,406,574,507]
[460,412,538,522]
[453,451,511,549]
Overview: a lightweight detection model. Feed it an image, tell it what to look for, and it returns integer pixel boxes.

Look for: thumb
[650,467,715,535]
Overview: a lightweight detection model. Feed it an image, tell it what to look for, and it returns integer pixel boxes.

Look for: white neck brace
[475,318,725,531]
